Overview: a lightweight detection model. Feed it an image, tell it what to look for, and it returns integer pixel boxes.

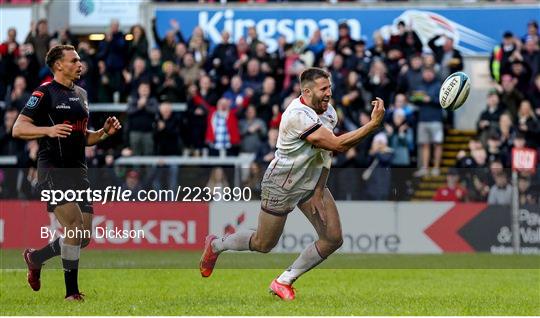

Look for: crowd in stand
[0,16,538,203]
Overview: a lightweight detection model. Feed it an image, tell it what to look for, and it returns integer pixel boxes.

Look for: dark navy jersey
[21,80,89,169]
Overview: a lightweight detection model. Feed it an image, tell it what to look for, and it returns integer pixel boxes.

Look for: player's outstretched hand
[103,116,122,136]
[370,97,385,127]
[47,124,72,138]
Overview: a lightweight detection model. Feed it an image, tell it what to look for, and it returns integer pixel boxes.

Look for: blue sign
[155,6,539,55]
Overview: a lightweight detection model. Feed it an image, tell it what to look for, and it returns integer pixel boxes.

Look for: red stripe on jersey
[32,91,44,97]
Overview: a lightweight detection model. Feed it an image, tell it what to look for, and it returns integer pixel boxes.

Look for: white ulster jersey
[264,97,337,191]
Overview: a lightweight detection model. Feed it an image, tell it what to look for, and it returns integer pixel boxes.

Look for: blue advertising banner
[154,6,539,55]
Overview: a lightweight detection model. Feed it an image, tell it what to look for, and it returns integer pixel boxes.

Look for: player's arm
[86,116,122,146]
[306,98,385,152]
[12,114,72,140]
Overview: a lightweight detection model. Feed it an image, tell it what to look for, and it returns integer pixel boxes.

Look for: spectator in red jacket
[205,97,240,156]
[433,168,468,202]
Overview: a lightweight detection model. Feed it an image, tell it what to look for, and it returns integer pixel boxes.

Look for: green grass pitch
[1,250,539,315]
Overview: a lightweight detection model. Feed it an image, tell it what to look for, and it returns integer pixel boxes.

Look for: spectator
[412,67,443,177]
[508,60,532,95]
[477,89,504,142]
[521,37,540,82]
[528,74,540,115]
[122,170,144,196]
[157,61,185,102]
[206,167,230,189]
[239,105,267,154]
[242,161,263,199]
[1,27,20,90]
[339,70,365,124]
[252,76,280,124]
[336,22,356,56]
[205,98,240,156]
[123,56,150,99]
[364,132,394,200]
[155,102,182,155]
[516,99,540,148]
[386,108,414,167]
[255,128,278,165]
[364,58,394,105]
[152,18,185,62]
[126,82,159,155]
[96,60,115,103]
[185,84,208,155]
[490,31,519,83]
[522,20,539,44]
[0,107,25,156]
[399,26,423,59]
[253,42,275,77]
[305,29,325,57]
[173,42,188,67]
[487,172,513,205]
[15,44,40,90]
[320,39,337,69]
[154,102,181,190]
[127,24,149,62]
[246,26,261,56]
[188,26,209,65]
[208,31,238,77]
[397,55,424,94]
[5,76,30,110]
[179,52,201,87]
[148,48,164,92]
[97,19,127,88]
[486,132,509,167]
[433,168,467,202]
[428,34,463,79]
[496,112,516,158]
[24,19,51,68]
[222,75,246,110]
[243,58,264,91]
[369,31,387,59]
[496,74,524,120]
[346,40,371,79]
[518,174,536,206]
[387,93,414,123]
[52,27,78,47]
[329,54,347,102]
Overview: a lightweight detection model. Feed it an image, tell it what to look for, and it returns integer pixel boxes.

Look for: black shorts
[38,167,94,214]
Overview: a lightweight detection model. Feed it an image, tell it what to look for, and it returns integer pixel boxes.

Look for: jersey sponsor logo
[26,91,44,109]
[55,103,71,110]
[69,97,80,102]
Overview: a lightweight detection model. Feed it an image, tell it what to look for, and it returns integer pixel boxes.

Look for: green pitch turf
[1,250,539,315]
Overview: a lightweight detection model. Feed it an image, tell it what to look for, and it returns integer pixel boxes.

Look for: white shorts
[417,121,444,144]
[260,178,314,215]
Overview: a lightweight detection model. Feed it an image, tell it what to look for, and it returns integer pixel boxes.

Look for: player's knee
[327,233,343,250]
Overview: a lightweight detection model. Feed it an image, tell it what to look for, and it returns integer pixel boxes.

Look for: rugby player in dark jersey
[13,45,122,301]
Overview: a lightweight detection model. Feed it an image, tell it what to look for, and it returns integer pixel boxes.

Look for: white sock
[211,230,255,253]
[277,242,324,285]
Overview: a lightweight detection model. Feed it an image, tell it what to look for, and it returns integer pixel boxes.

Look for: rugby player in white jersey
[200,67,385,300]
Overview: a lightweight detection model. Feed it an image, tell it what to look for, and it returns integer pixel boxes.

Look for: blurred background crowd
[0,1,539,204]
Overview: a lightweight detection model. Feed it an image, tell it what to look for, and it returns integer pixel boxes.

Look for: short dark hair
[45,44,76,70]
[300,67,330,88]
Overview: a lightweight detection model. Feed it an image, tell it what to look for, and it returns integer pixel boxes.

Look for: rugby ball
[439,72,471,111]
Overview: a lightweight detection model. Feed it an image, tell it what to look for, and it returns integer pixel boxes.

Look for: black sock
[31,237,61,265]
[62,258,79,296]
